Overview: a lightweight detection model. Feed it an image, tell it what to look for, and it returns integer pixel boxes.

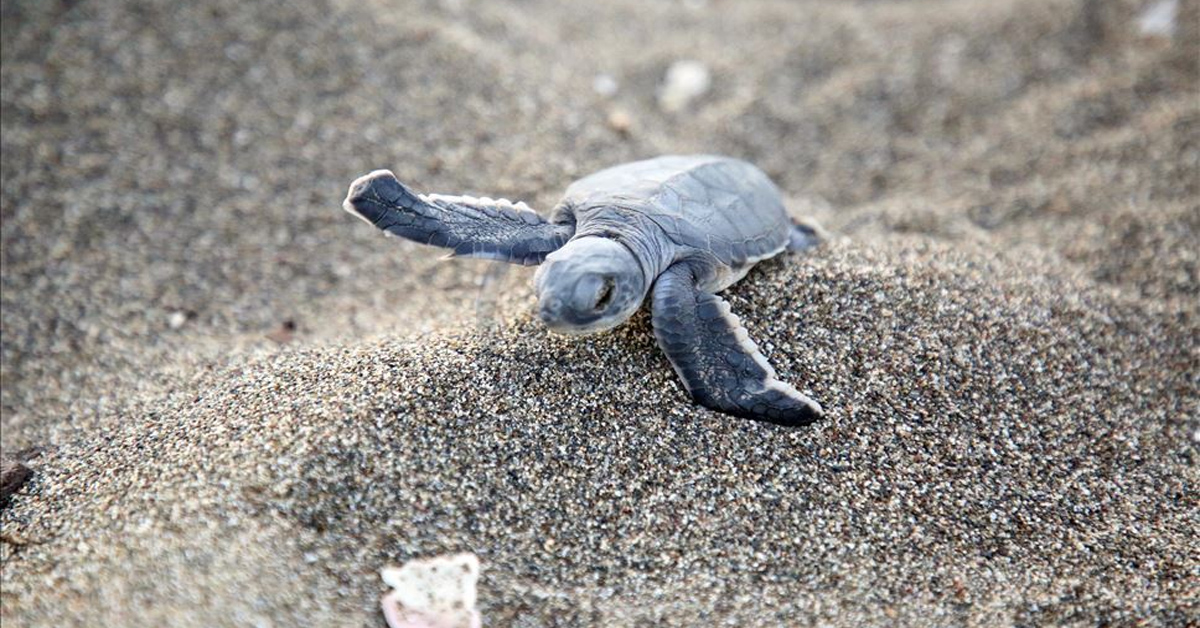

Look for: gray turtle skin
[344,155,823,426]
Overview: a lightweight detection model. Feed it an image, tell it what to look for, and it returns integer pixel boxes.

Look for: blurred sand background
[1,0,1197,625]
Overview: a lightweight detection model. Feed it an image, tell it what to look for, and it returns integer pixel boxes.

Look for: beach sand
[1,0,1197,625]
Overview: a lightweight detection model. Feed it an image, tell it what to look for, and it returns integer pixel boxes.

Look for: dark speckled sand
[2,0,1197,625]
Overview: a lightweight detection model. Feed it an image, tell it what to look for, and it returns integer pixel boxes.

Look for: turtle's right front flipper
[651,262,823,427]
[344,170,574,266]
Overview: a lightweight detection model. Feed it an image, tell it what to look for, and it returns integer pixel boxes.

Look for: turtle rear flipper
[651,262,823,427]
[787,219,825,253]
[344,170,574,266]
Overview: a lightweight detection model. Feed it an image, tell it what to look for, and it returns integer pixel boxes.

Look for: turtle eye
[594,276,616,311]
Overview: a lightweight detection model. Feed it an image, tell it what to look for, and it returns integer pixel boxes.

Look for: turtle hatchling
[343,155,824,426]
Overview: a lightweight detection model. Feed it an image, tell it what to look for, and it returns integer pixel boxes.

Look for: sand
[1,0,1197,625]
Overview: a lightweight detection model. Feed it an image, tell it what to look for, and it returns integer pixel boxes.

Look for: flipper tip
[343,169,401,226]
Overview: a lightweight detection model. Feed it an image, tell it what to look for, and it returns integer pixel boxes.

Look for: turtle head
[534,237,646,335]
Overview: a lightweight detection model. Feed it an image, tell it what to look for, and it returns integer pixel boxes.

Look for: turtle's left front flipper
[651,263,823,427]
[344,170,574,266]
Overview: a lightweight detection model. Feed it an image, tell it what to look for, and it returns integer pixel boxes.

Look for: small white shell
[380,553,481,628]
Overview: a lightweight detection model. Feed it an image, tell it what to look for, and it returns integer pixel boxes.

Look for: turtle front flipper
[651,263,823,427]
[344,170,574,266]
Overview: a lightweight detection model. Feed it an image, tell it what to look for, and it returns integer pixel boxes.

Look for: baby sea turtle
[344,155,823,426]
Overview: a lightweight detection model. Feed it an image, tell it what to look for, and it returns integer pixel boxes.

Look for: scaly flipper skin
[344,170,574,266]
[651,262,823,427]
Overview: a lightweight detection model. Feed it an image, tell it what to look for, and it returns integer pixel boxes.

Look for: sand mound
[2,243,1196,625]
[2,0,1196,625]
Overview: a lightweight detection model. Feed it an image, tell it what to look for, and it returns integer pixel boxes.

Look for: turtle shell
[558,155,792,273]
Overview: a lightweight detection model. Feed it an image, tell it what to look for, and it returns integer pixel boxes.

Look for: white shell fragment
[658,60,711,112]
[166,311,188,330]
[380,553,482,628]
[592,73,619,97]
[1137,0,1177,37]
